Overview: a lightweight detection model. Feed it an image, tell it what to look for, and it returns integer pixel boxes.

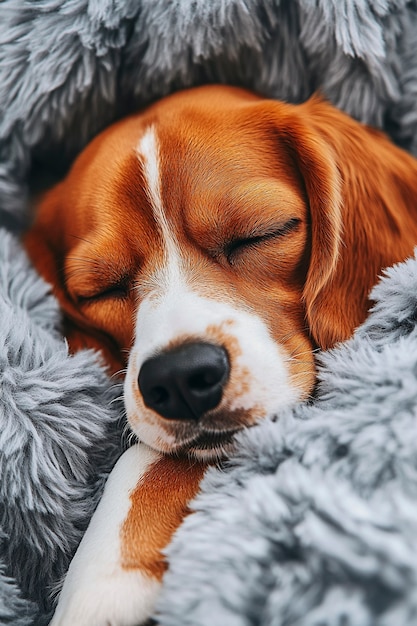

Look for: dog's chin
[175,429,241,461]
[143,428,242,461]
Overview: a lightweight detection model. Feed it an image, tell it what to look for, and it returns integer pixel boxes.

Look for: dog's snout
[138,342,230,421]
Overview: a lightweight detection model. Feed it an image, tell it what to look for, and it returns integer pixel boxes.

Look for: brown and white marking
[124,125,307,459]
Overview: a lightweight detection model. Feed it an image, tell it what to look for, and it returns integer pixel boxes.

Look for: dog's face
[26,86,417,458]
[125,119,315,456]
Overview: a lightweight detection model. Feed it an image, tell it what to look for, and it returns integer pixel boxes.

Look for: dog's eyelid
[75,277,131,304]
[65,253,136,303]
[224,217,301,261]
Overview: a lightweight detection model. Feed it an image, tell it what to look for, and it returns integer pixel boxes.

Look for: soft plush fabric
[2,0,417,228]
[1,1,417,624]
[0,229,124,624]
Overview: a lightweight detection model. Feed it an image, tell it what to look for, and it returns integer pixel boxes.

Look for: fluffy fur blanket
[1,1,417,624]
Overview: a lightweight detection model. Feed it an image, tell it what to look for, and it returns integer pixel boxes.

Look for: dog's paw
[49,569,160,626]
[49,444,163,626]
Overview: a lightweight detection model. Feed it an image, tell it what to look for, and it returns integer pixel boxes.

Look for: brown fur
[121,456,206,579]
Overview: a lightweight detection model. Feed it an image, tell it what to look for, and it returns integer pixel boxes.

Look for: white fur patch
[49,444,161,626]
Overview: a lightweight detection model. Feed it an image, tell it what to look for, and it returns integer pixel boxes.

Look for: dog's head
[25,86,417,458]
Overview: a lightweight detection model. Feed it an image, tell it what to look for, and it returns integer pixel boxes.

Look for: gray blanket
[1,1,417,624]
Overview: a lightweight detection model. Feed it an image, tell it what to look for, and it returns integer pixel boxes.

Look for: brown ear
[25,185,72,313]
[24,188,122,371]
[267,97,343,349]
[270,96,417,349]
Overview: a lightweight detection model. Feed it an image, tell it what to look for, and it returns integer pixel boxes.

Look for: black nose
[138,342,230,421]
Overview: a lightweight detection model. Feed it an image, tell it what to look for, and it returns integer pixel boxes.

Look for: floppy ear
[24,188,123,371]
[267,98,343,349]
[269,96,417,349]
[25,185,70,313]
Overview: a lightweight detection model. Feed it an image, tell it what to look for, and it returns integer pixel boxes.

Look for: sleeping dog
[25,85,417,625]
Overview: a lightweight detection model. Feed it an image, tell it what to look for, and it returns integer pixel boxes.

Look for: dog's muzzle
[138,342,230,421]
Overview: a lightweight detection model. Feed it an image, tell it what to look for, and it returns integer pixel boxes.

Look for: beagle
[25,85,417,625]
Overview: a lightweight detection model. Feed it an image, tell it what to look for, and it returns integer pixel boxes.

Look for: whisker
[109,395,124,407]
[289,357,317,367]
[110,368,128,380]
[287,349,320,361]
[286,344,311,360]
[108,386,124,397]
[290,370,315,380]
[108,381,124,393]
[286,343,320,360]
[121,423,139,448]
[280,328,309,343]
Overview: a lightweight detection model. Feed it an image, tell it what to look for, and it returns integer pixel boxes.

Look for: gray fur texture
[0,230,124,623]
[1,1,417,624]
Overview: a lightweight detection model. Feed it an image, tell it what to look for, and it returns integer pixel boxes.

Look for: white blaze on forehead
[136,125,182,288]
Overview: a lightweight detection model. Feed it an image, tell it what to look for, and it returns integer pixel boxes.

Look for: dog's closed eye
[77,282,130,303]
[64,254,133,305]
[224,217,301,263]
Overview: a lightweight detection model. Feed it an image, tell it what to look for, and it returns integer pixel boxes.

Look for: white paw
[49,569,160,626]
